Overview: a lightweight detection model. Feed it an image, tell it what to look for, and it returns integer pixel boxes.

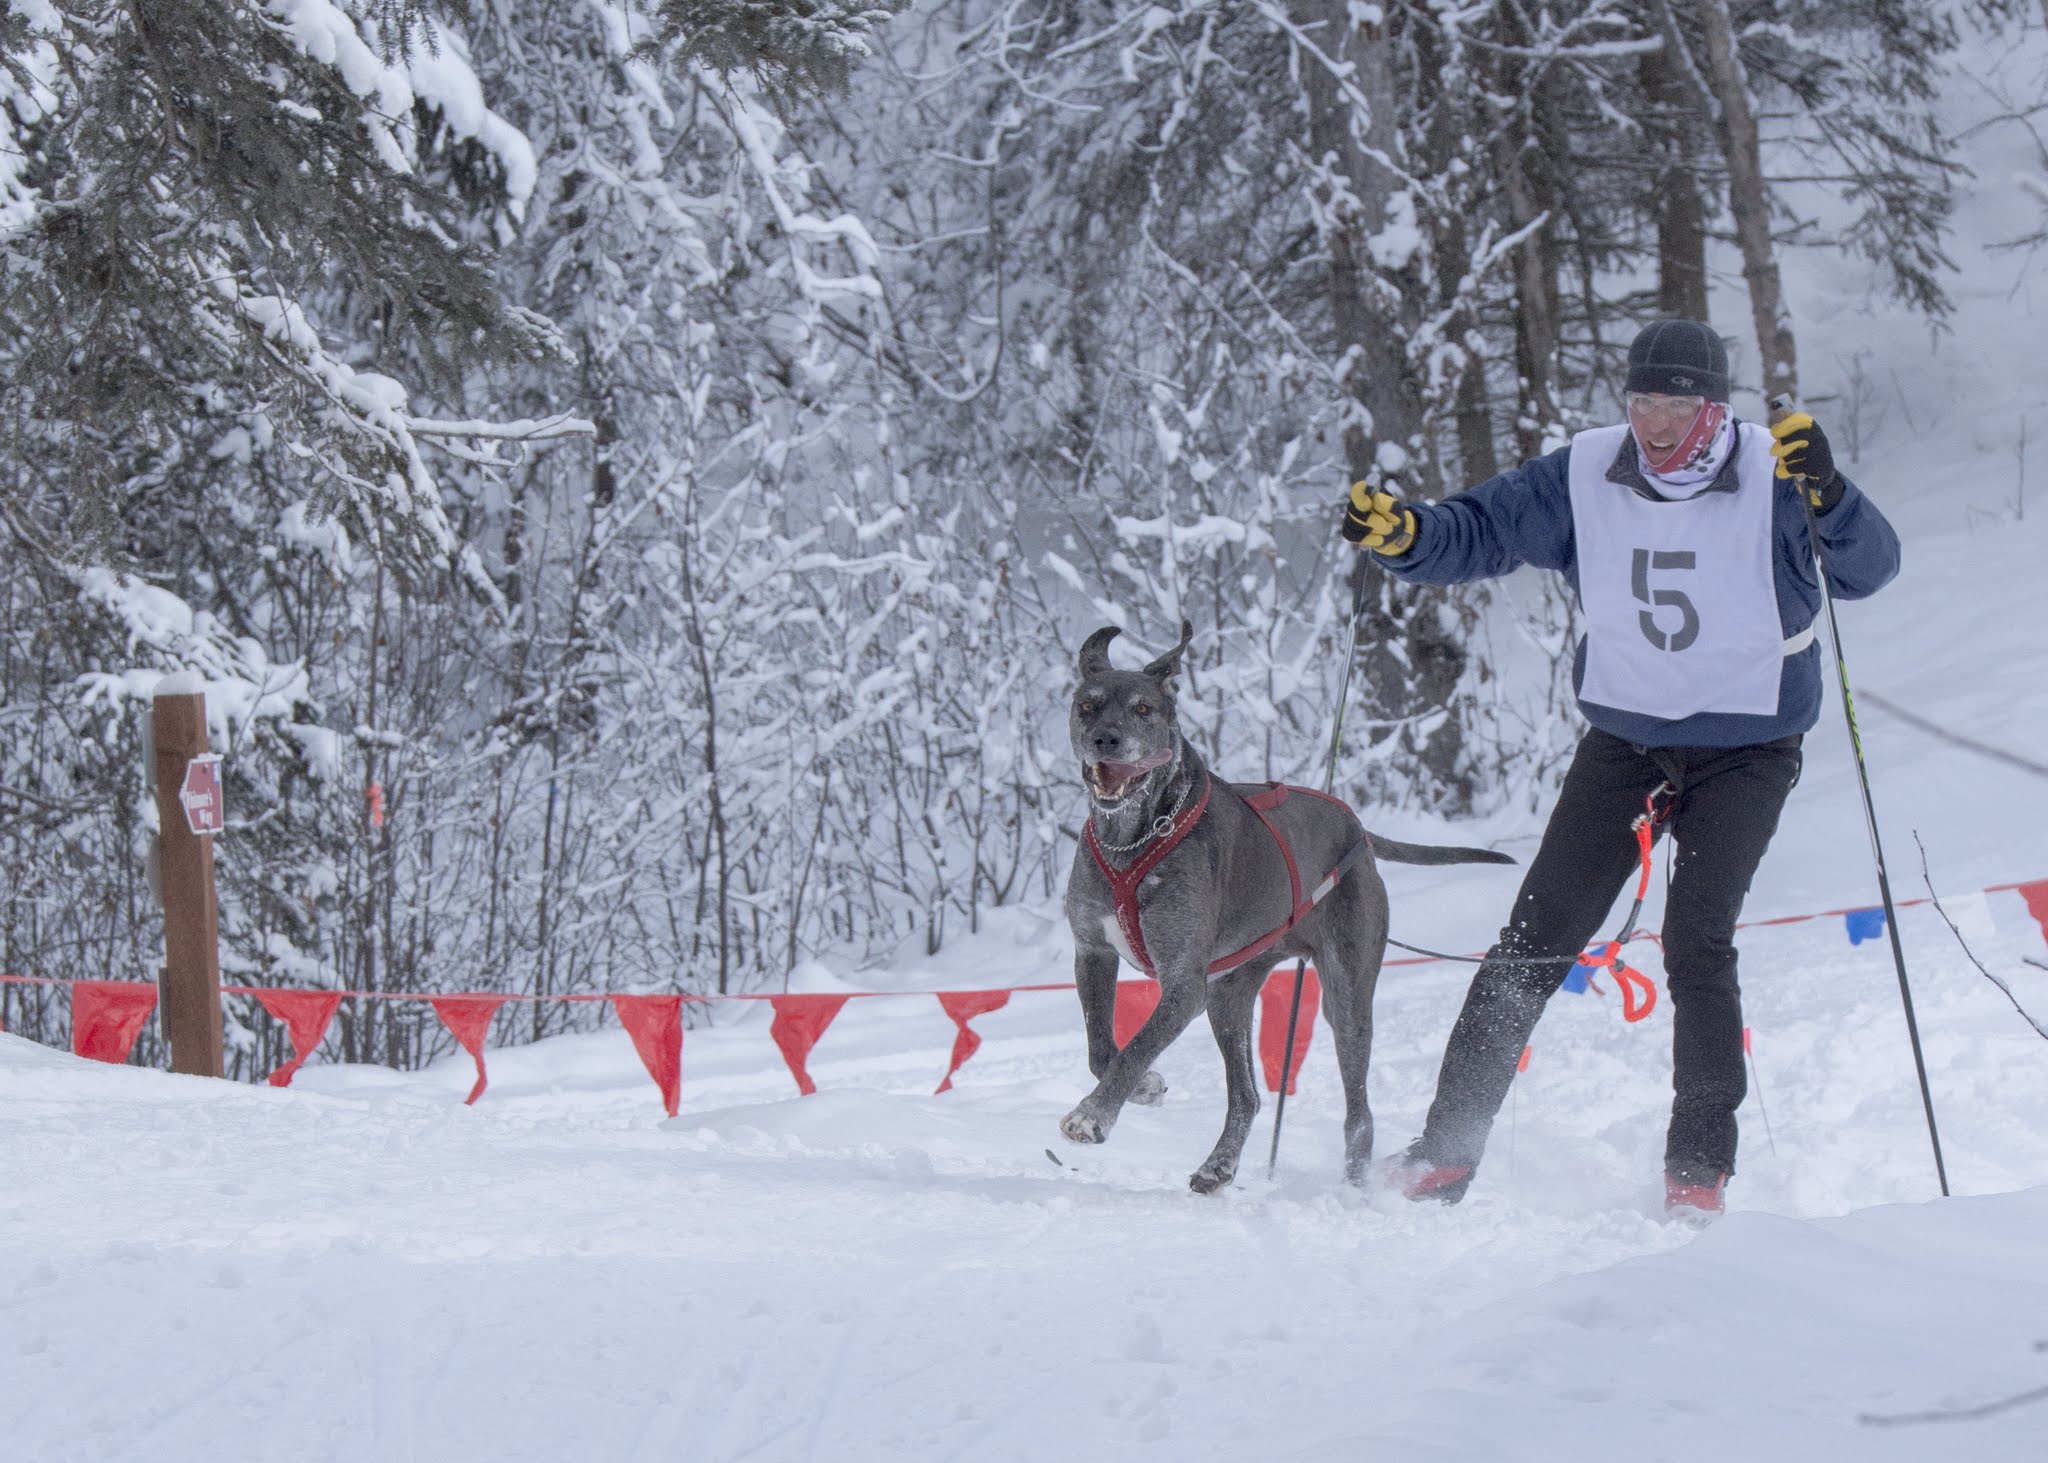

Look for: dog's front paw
[1129,1070,1167,1107]
[1060,1104,1113,1144]
[1188,1163,1235,1195]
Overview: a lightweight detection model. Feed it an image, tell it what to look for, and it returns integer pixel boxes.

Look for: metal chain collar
[1090,758,1190,855]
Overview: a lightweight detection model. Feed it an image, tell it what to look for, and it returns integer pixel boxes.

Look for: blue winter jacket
[1378,422,1902,748]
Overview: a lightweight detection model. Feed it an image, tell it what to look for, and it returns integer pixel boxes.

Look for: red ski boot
[1392,1143,1476,1204]
[1664,1172,1728,1221]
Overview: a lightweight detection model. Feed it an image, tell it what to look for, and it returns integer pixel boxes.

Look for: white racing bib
[1570,422,1786,721]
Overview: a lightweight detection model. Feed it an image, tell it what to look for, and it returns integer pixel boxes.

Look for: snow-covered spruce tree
[0,0,907,1055]
[0,1,571,567]
[0,1,576,1064]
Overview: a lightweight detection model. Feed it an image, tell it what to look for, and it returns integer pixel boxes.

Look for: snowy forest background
[0,0,2021,1078]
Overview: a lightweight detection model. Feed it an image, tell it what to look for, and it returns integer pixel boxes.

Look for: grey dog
[1061,621,1514,1193]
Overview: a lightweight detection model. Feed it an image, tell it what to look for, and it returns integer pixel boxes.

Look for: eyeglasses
[1626,392,1706,422]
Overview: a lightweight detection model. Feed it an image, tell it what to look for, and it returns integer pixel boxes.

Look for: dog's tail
[1369,835,1516,867]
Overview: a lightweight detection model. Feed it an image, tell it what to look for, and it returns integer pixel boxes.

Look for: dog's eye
[1133,703,1153,717]
[1077,700,1096,715]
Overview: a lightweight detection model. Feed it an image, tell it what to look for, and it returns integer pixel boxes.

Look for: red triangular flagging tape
[1743,1026,1754,1057]
[429,995,508,1105]
[253,989,344,1087]
[769,995,851,1096]
[2012,880,2048,947]
[1113,979,1162,1049]
[1517,1045,1533,1074]
[70,981,158,1064]
[934,990,1011,1094]
[1258,967,1321,1094]
[611,995,685,1117]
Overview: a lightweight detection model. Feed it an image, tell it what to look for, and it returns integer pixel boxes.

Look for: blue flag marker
[1844,907,1887,946]
[1561,961,1594,994]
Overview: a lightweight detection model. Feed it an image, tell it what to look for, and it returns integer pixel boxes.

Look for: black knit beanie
[1625,320,1730,402]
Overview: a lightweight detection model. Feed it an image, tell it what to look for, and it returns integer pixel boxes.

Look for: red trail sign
[179,753,224,836]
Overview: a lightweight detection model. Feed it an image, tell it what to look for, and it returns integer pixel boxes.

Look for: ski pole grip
[1766,392,1813,497]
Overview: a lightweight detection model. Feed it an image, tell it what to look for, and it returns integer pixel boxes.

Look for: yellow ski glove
[1340,481,1417,556]
[1769,412,1845,513]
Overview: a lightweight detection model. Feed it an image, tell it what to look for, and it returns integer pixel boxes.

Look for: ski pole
[1769,394,1949,1197]
[1268,550,1373,1178]
[1743,1026,1777,1157]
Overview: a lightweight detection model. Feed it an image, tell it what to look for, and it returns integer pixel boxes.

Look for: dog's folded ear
[1142,619,1194,681]
[1078,626,1121,678]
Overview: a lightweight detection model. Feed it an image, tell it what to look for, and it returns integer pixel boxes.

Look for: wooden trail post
[150,676,224,1077]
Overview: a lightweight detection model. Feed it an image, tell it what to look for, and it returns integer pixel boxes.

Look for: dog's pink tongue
[1099,749,1171,784]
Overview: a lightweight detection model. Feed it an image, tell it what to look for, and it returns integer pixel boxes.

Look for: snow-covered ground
[8,792,2048,1463]
[10,23,2048,1463]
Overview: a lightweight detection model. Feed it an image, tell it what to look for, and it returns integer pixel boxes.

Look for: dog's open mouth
[1084,749,1172,803]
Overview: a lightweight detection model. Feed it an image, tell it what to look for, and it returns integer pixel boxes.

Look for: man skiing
[1338,319,1901,1216]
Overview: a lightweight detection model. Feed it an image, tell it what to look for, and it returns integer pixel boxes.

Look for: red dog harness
[1084,776,1373,979]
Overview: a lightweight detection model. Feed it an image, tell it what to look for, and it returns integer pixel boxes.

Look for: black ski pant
[1417,726,1803,1185]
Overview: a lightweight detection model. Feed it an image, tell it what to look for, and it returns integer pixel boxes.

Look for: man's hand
[1340,481,1417,556]
[1769,412,1844,514]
